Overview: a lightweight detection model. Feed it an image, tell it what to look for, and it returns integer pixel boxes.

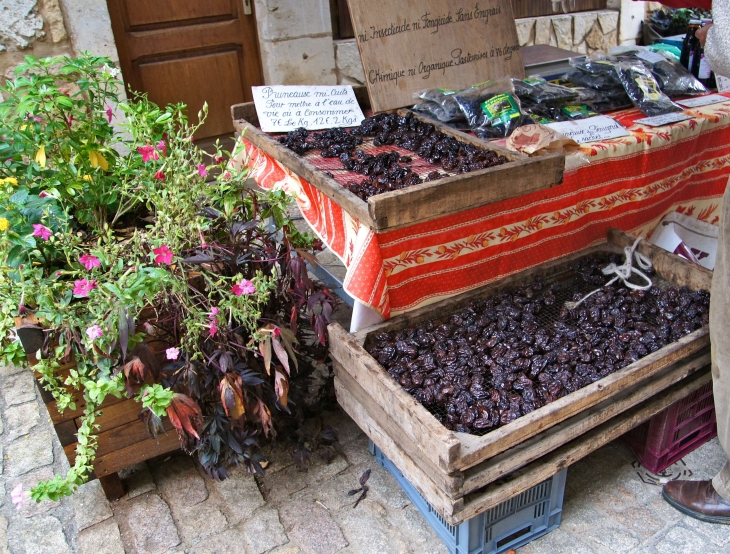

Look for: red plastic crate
[624,382,717,474]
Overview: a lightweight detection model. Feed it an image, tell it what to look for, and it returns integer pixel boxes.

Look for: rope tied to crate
[564,237,653,310]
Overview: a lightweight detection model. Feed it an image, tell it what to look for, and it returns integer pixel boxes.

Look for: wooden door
[106,0,263,146]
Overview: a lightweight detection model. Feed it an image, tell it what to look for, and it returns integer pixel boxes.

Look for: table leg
[99,472,125,500]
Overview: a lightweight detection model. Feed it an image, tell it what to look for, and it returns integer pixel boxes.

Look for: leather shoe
[662,480,730,524]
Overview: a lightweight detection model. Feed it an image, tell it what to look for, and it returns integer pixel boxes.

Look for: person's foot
[662,480,730,524]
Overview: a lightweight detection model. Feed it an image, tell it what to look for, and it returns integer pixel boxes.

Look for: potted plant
[0,54,335,501]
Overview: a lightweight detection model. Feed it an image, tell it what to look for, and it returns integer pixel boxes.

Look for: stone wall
[0,0,71,82]
[515,10,619,55]
[253,0,336,85]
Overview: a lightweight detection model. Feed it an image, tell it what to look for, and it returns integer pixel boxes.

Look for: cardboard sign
[634,113,693,127]
[635,50,667,64]
[345,0,524,112]
[251,86,366,133]
[547,115,630,144]
[676,94,728,108]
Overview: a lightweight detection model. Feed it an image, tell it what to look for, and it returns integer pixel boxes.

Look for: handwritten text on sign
[346,0,523,112]
[547,116,630,144]
[252,86,365,133]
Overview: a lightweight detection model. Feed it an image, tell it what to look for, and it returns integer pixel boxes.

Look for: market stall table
[230,94,730,326]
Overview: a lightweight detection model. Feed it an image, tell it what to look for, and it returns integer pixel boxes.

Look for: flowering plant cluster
[0,54,335,501]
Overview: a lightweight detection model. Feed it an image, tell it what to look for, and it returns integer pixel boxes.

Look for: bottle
[691,31,713,86]
[702,18,718,89]
[680,19,701,71]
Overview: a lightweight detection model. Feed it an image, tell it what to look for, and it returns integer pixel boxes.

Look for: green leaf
[9,188,29,206]
[5,245,26,268]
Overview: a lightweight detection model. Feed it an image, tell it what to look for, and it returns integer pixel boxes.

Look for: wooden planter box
[15,317,180,500]
[329,229,713,524]
[230,90,565,232]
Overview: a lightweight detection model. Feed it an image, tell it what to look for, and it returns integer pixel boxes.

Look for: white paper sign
[546,115,630,144]
[634,113,693,127]
[676,94,728,108]
[716,75,730,93]
[252,86,366,133]
[636,50,667,64]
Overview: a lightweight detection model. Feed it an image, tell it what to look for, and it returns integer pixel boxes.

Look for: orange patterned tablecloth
[231,96,730,319]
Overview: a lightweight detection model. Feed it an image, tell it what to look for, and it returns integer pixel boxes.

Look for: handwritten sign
[346,0,524,112]
[676,94,728,108]
[634,113,693,127]
[251,86,365,133]
[717,75,730,93]
[547,115,630,144]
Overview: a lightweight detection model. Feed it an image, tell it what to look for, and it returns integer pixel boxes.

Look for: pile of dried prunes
[276,112,508,201]
[366,255,710,435]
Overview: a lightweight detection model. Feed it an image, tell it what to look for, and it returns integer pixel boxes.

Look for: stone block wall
[0,0,72,82]
[515,9,619,55]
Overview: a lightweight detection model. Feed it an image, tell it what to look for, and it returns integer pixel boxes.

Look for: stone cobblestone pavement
[1,358,730,554]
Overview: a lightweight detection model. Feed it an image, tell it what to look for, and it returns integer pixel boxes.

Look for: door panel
[107,0,263,143]
[124,0,235,28]
[138,50,245,138]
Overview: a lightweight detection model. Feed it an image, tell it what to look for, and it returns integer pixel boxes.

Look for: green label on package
[481,94,521,125]
[634,75,663,101]
[529,113,552,125]
[560,104,597,119]
[524,77,545,85]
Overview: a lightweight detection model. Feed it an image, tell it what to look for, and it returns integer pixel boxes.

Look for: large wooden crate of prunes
[230,90,564,232]
[329,229,713,525]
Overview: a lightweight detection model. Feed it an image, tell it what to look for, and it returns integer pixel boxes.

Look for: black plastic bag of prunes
[632,51,707,97]
[454,77,532,139]
[512,77,580,107]
[615,61,682,116]
[413,88,465,122]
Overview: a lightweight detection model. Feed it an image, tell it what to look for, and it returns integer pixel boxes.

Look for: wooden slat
[75,398,143,434]
[453,368,713,523]
[90,433,180,478]
[126,19,242,58]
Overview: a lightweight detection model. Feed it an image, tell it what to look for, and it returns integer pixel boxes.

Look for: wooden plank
[453,368,713,523]
[91,432,180,478]
[459,349,711,495]
[329,323,461,471]
[53,419,79,448]
[335,378,462,518]
[75,398,143,434]
[126,19,242,59]
[345,0,524,112]
[334,359,464,494]
[99,473,125,501]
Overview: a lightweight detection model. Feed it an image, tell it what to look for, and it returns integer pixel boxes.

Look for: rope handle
[565,237,653,311]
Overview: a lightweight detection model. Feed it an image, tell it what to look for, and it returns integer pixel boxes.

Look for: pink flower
[66,115,73,127]
[73,278,97,297]
[197,164,208,178]
[11,484,23,509]
[79,253,101,270]
[154,170,165,181]
[32,224,52,241]
[153,245,173,265]
[39,190,49,198]
[209,319,218,338]
[33,116,41,123]
[156,140,167,157]
[106,106,113,123]
[137,145,159,163]
[166,347,180,360]
[214,155,224,164]
[273,327,281,338]
[223,171,232,180]
[209,307,219,319]
[86,325,103,340]
[231,279,255,296]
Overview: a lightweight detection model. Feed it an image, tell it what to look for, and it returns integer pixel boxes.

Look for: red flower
[231,279,255,296]
[137,145,159,163]
[154,170,165,181]
[106,106,113,123]
[156,140,167,157]
[153,245,173,265]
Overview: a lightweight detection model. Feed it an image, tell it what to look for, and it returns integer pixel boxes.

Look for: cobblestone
[3,401,40,440]
[118,462,156,499]
[1,372,36,407]
[12,514,71,554]
[5,429,54,476]
[212,468,265,525]
[240,508,288,554]
[70,480,113,531]
[279,499,348,554]
[118,494,180,554]
[76,518,125,554]
[172,499,227,545]
[150,454,208,508]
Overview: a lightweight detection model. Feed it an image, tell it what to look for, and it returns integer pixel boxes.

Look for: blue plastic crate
[370,442,566,554]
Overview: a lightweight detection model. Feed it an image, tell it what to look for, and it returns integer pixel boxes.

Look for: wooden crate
[230,93,564,232]
[329,229,713,524]
[17,326,180,500]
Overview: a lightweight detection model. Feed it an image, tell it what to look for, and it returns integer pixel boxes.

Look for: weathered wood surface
[338,366,712,525]
[344,0,524,112]
[231,99,563,231]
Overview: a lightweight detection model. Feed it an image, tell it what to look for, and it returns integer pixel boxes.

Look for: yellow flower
[89,150,108,170]
[0,218,9,231]
[35,146,46,168]
[81,175,93,182]
[0,177,18,186]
